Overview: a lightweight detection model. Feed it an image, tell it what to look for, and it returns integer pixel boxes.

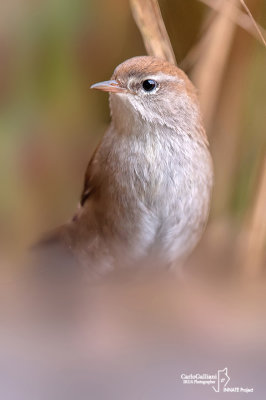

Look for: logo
[212,368,230,392]
[180,367,254,393]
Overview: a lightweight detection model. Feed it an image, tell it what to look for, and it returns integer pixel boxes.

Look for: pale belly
[95,160,211,267]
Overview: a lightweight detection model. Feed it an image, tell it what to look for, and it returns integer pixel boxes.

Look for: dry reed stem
[238,155,266,278]
[191,0,237,131]
[240,0,266,47]
[197,0,266,45]
[129,0,176,65]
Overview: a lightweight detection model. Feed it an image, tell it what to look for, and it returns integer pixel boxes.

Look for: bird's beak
[90,80,127,93]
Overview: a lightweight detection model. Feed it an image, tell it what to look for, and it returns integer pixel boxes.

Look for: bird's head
[91,56,204,138]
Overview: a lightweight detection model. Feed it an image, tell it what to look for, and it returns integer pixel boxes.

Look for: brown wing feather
[80,143,100,206]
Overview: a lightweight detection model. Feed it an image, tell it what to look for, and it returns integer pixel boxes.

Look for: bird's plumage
[34,56,213,278]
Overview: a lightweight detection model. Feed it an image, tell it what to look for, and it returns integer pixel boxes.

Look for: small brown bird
[36,56,213,278]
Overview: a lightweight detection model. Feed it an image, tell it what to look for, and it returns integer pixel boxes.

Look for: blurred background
[0,0,265,279]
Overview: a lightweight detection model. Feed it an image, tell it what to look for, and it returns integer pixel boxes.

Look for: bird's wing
[29,143,102,279]
[80,143,100,206]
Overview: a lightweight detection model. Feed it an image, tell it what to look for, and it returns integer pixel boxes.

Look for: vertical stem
[238,155,266,278]
[191,0,238,131]
[129,0,176,65]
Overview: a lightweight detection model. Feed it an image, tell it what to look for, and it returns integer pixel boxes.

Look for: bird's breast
[84,124,213,265]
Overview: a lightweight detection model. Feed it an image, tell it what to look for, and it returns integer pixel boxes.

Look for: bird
[34,56,213,280]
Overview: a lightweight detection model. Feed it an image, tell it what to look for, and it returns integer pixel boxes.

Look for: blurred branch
[239,0,266,47]
[129,0,176,65]
[191,0,265,130]
[196,0,266,47]
[191,0,237,131]
[237,155,266,279]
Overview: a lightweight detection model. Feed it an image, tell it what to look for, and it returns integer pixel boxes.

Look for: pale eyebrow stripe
[145,73,180,82]
[128,73,180,86]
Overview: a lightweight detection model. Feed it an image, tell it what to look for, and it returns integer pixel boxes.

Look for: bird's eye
[142,79,157,92]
